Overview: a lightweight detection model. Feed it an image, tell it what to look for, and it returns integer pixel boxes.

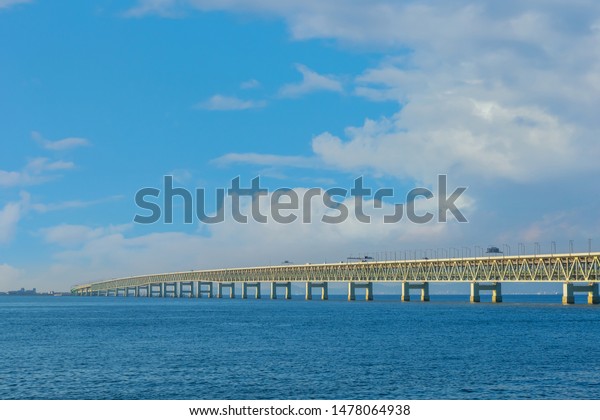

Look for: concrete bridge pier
[305,282,328,300]
[148,283,160,297]
[271,282,292,299]
[179,282,194,298]
[217,282,235,298]
[470,282,502,303]
[196,282,213,298]
[124,286,136,297]
[348,282,373,301]
[562,282,599,304]
[401,282,430,302]
[242,282,261,299]
[162,282,179,298]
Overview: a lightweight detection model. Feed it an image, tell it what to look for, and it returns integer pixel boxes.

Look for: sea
[0,294,599,400]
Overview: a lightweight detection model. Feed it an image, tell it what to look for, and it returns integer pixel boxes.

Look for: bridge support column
[197,282,213,298]
[562,282,599,304]
[470,282,502,303]
[179,282,194,298]
[162,282,178,298]
[270,282,292,299]
[348,282,373,301]
[242,282,261,299]
[217,282,235,298]
[306,282,328,300]
[401,282,430,302]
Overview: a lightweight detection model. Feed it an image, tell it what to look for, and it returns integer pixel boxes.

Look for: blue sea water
[0,295,599,400]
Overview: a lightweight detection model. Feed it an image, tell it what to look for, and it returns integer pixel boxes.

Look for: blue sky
[2,0,600,292]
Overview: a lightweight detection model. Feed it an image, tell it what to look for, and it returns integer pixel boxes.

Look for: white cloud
[279,64,343,98]
[32,131,90,151]
[0,263,24,291]
[40,224,131,247]
[0,192,29,244]
[0,157,76,187]
[196,94,266,111]
[0,0,31,10]
[31,195,124,213]
[240,79,260,89]
[122,0,180,18]
[212,152,317,168]
[213,93,582,185]
[130,0,600,185]
[308,97,580,184]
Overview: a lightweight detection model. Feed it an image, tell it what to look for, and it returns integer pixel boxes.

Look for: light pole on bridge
[462,247,471,258]
[569,240,574,255]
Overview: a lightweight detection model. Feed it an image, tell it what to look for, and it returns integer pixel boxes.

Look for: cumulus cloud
[0,263,24,291]
[40,224,131,247]
[196,94,266,111]
[32,131,90,151]
[212,152,317,168]
[0,158,76,187]
[240,79,260,89]
[122,0,181,17]
[279,64,343,98]
[148,1,598,189]
[31,195,124,213]
[309,97,579,184]
[0,0,31,10]
[0,192,29,244]
[130,0,600,186]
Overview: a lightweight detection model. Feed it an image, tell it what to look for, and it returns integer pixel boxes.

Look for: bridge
[71,252,600,304]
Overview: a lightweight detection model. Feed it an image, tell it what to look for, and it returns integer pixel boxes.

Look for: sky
[1,0,600,293]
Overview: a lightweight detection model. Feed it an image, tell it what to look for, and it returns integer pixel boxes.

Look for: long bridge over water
[71,252,600,304]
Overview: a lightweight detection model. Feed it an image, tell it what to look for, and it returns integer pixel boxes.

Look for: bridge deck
[72,252,600,294]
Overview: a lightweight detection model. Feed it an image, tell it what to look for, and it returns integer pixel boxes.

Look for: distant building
[7,288,37,296]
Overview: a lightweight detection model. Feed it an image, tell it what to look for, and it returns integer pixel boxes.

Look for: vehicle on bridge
[347,256,374,262]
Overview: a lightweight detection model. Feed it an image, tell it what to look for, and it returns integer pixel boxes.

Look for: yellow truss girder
[71,253,600,294]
